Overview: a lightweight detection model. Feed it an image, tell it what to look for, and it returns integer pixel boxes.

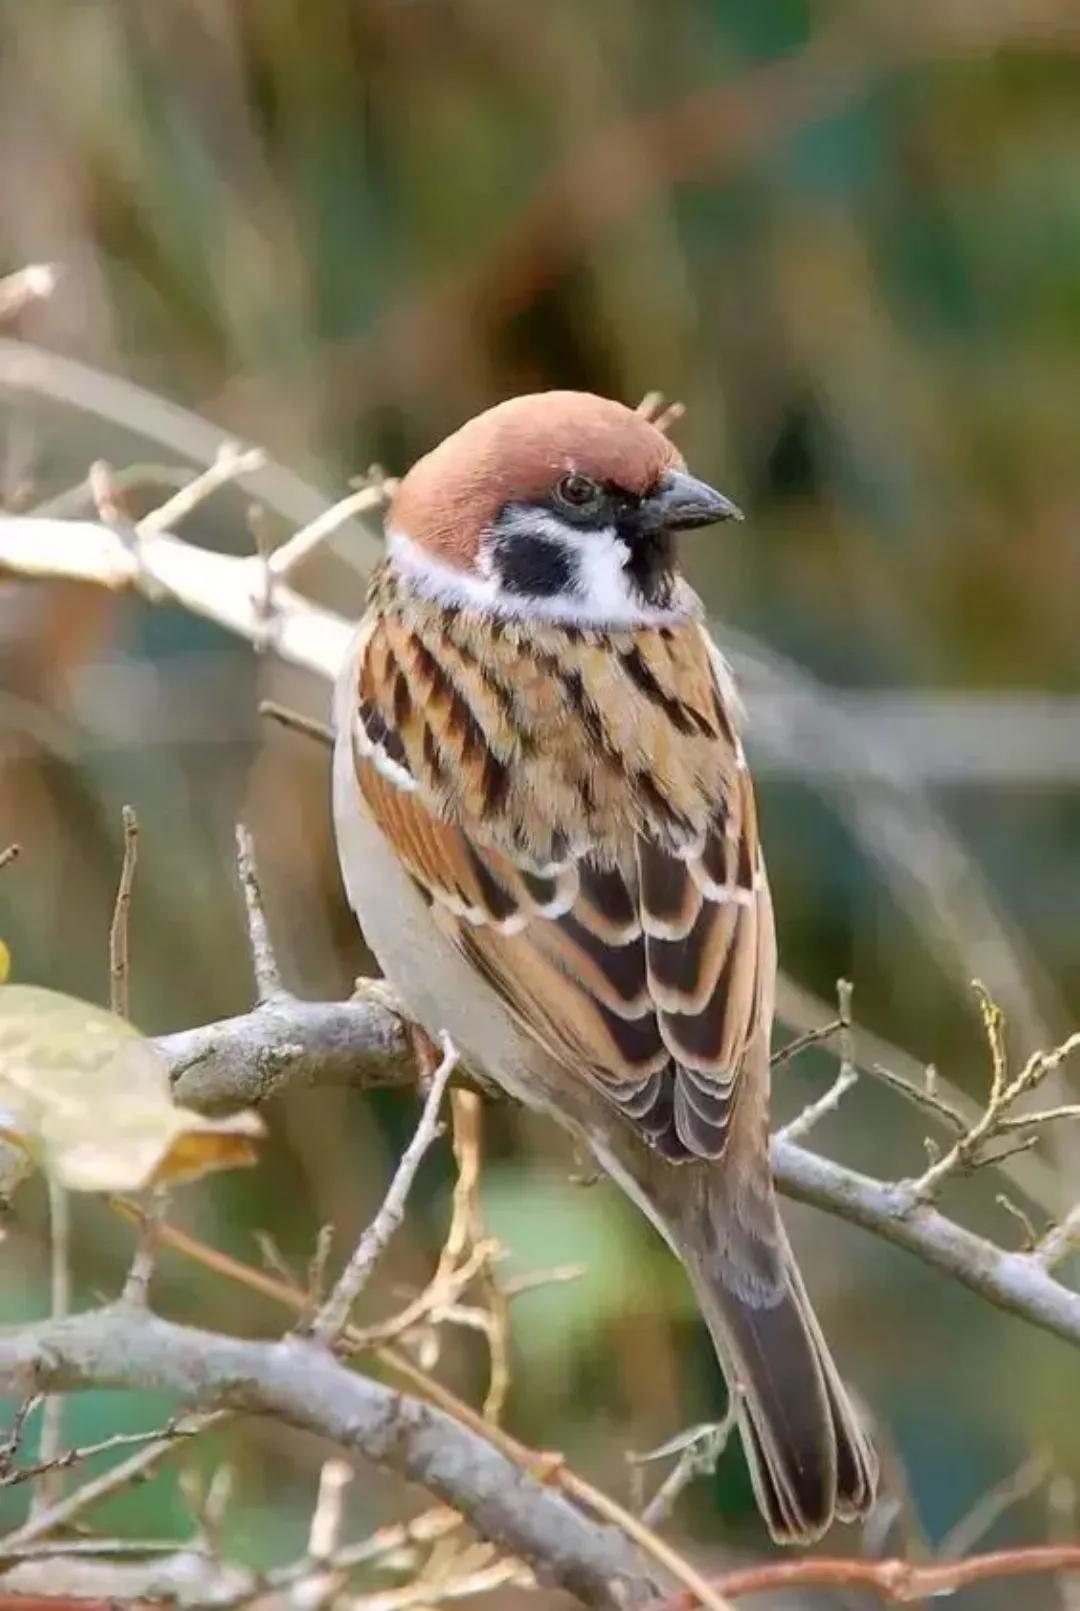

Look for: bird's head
[387,391,741,626]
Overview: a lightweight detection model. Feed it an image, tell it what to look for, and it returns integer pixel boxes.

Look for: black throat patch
[615,514,676,611]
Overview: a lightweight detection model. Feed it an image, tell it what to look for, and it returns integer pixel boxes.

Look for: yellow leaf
[0,984,262,1192]
[0,939,9,984]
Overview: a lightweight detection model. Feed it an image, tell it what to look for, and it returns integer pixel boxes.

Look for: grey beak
[643,468,743,530]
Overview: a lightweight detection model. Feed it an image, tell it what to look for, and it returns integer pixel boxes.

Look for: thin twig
[120,1188,167,1308]
[996,1103,1080,1132]
[341,1558,532,1610]
[0,1418,196,1491]
[109,804,139,1018]
[629,1411,739,1529]
[31,461,189,519]
[446,1088,511,1423]
[247,499,277,626]
[777,1068,858,1143]
[1,1410,226,1551]
[184,1460,234,1556]
[243,1507,462,1607]
[1034,1204,1080,1270]
[770,1018,843,1069]
[234,822,282,1002]
[307,1459,354,1563]
[912,985,1080,1199]
[635,392,686,434]
[89,458,130,527]
[30,1179,70,1515]
[657,1544,1080,1605]
[995,1192,1039,1251]
[654,401,686,435]
[136,443,266,538]
[0,1396,41,1479]
[635,391,666,421]
[307,1224,337,1313]
[268,481,396,580]
[867,1061,967,1135]
[938,1450,1051,1560]
[347,1240,497,1350]
[310,1036,457,1344]
[259,699,334,747]
[501,1264,586,1297]
[344,1081,539,1426]
[777,980,858,1141]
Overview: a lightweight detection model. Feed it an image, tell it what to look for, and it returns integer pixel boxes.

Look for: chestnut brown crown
[390,391,684,568]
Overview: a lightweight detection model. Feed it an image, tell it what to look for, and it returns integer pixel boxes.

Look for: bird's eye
[555,472,601,510]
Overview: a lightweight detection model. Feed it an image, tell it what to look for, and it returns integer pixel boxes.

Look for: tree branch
[0,1307,650,1610]
[154,988,1080,1353]
[660,1544,1080,1606]
[772,1138,1080,1350]
[0,512,350,680]
[310,1034,456,1344]
[162,985,413,1112]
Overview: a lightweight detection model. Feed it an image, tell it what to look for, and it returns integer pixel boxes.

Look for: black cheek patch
[494,533,578,599]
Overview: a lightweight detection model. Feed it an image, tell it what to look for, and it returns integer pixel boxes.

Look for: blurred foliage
[1,0,1078,1598]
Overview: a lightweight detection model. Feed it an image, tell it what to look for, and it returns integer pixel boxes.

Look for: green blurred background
[1,1,1078,1602]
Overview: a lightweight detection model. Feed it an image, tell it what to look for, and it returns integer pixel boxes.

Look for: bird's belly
[332,732,542,1110]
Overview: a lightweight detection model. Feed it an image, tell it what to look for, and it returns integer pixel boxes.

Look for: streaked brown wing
[346,627,773,1162]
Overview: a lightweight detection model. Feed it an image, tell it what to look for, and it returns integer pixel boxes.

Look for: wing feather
[345,610,773,1162]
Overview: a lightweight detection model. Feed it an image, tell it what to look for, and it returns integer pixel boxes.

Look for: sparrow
[332,391,877,1542]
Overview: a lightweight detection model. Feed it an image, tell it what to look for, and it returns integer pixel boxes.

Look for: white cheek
[562,525,634,617]
[485,509,657,626]
[388,520,698,628]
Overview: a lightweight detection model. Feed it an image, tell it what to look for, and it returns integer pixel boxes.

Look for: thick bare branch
[162,985,413,1113]
[0,1307,651,1610]
[0,512,351,678]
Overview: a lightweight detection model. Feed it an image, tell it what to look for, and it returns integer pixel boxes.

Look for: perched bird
[332,391,877,1541]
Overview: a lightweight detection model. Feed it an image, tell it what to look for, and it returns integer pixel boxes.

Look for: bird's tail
[671,1171,877,1543]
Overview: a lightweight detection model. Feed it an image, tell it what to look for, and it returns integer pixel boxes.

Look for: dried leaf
[0,984,262,1191]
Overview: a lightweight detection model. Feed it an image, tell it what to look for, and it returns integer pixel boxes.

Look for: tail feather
[780,1239,877,1521]
[680,1191,877,1543]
